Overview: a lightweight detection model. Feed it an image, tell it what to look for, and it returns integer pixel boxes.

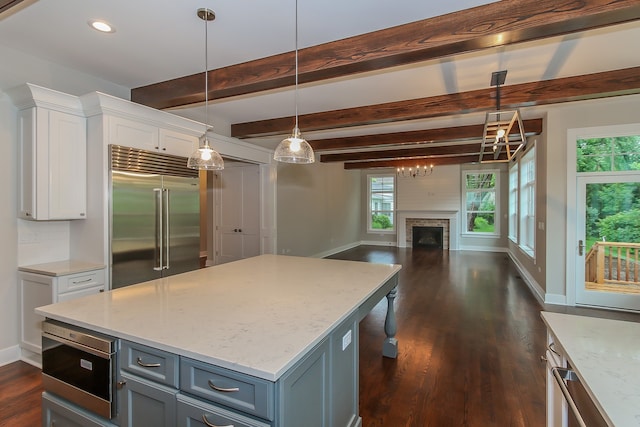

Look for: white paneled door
[215,164,260,265]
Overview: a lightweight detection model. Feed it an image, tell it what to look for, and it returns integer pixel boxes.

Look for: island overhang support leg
[382,286,398,358]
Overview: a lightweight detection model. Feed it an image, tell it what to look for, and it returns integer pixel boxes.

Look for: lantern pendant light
[187,8,224,170]
[273,0,315,164]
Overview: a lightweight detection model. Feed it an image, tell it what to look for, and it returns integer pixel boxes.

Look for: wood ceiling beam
[232,67,640,138]
[0,0,27,14]
[131,0,640,110]
[343,155,491,170]
[321,143,482,163]
[312,119,542,153]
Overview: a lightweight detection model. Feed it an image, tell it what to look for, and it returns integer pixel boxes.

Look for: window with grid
[368,175,395,232]
[508,163,518,242]
[519,147,536,254]
[463,171,498,235]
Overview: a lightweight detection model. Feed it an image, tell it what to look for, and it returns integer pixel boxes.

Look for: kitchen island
[36,254,401,427]
[541,311,640,427]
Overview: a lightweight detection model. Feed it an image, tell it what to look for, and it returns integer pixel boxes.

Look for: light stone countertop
[541,311,640,427]
[36,254,401,381]
[19,260,105,276]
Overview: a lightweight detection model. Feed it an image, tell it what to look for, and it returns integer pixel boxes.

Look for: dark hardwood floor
[0,358,43,426]
[330,246,548,427]
[3,246,638,426]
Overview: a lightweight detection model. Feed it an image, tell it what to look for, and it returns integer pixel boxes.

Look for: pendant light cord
[204,15,209,133]
[294,0,299,130]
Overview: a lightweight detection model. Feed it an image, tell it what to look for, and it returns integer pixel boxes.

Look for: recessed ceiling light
[89,20,115,33]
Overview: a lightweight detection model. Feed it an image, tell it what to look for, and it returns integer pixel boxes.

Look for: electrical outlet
[342,330,352,351]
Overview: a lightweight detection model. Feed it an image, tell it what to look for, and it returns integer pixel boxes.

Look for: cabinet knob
[117,380,126,389]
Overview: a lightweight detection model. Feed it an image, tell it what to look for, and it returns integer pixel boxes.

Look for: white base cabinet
[19,263,105,356]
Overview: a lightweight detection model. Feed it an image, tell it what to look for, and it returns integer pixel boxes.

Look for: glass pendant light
[273,0,315,164]
[187,8,224,170]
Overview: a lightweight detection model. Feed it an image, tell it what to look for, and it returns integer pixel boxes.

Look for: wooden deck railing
[585,241,640,285]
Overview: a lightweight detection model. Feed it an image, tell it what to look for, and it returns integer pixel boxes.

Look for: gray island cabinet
[36,255,401,427]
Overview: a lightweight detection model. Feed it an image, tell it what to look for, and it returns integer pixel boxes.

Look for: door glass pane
[584,182,640,295]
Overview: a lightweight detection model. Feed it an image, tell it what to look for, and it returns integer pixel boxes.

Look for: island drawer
[57,269,105,294]
[177,394,272,427]
[180,358,274,420]
[120,340,179,387]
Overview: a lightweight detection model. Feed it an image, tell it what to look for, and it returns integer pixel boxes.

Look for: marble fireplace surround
[397,210,459,250]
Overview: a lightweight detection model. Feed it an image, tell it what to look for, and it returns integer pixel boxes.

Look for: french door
[575,174,640,311]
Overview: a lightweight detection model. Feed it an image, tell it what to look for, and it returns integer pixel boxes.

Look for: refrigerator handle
[153,188,163,271]
[164,188,170,270]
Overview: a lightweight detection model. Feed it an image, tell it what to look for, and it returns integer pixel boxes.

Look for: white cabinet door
[159,128,198,158]
[17,108,87,220]
[109,116,198,158]
[108,116,159,152]
[48,110,87,219]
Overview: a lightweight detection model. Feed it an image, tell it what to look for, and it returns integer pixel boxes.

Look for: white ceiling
[1,0,639,149]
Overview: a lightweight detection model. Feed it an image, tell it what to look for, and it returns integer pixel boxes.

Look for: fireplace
[412,226,443,249]
[396,211,458,250]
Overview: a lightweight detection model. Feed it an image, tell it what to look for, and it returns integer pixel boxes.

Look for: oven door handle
[43,332,111,359]
[551,367,587,427]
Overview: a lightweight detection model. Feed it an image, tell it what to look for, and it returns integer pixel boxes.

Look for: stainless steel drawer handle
[136,357,161,368]
[551,367,587,427]
[208,379,240,393]
[201,414,233,427]
[548,342,561,357]
[72,278,93,284]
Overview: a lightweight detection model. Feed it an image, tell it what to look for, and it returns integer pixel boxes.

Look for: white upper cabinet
[10,84,87,220]
[108,116,198,158]
[159,128,199,158]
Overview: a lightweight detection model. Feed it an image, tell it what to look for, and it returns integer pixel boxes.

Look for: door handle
[578,240,585,256]
[153,188,163,271]
[163,188,170,270]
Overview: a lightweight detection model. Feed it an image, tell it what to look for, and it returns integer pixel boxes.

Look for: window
[368,175,395,232]
[508,163,518,241]
[576,135,640,172]
[519,146,536,254]
[463,171,498,235]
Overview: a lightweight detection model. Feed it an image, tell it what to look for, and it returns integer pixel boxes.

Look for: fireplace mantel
[397,210,459,250]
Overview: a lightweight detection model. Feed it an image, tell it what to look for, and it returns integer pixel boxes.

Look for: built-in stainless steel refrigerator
[110,145,200,289]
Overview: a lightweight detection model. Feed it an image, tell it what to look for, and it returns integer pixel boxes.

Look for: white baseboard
[312,241,362,259]
[507,252,546,304]
[459,245,508,253]
[20,348,42,368]
[359,240,396,247]
[0,345,21,368]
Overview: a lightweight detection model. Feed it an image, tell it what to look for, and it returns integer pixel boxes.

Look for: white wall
[277,162,361,257]
[361,165,462,245]
[0,45,129,365]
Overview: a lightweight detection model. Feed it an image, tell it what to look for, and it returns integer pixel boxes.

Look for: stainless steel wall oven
[41,319,119,419]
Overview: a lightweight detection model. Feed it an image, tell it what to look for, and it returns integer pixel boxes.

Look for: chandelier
[479,70,526,163]
[397,164,434,178]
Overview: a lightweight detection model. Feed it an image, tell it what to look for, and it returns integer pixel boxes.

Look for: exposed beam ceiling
[231,67,640,138]
[318,119,542,169]
[317,118,542,160]
[131,0,640,111]
[344,155,489,170]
